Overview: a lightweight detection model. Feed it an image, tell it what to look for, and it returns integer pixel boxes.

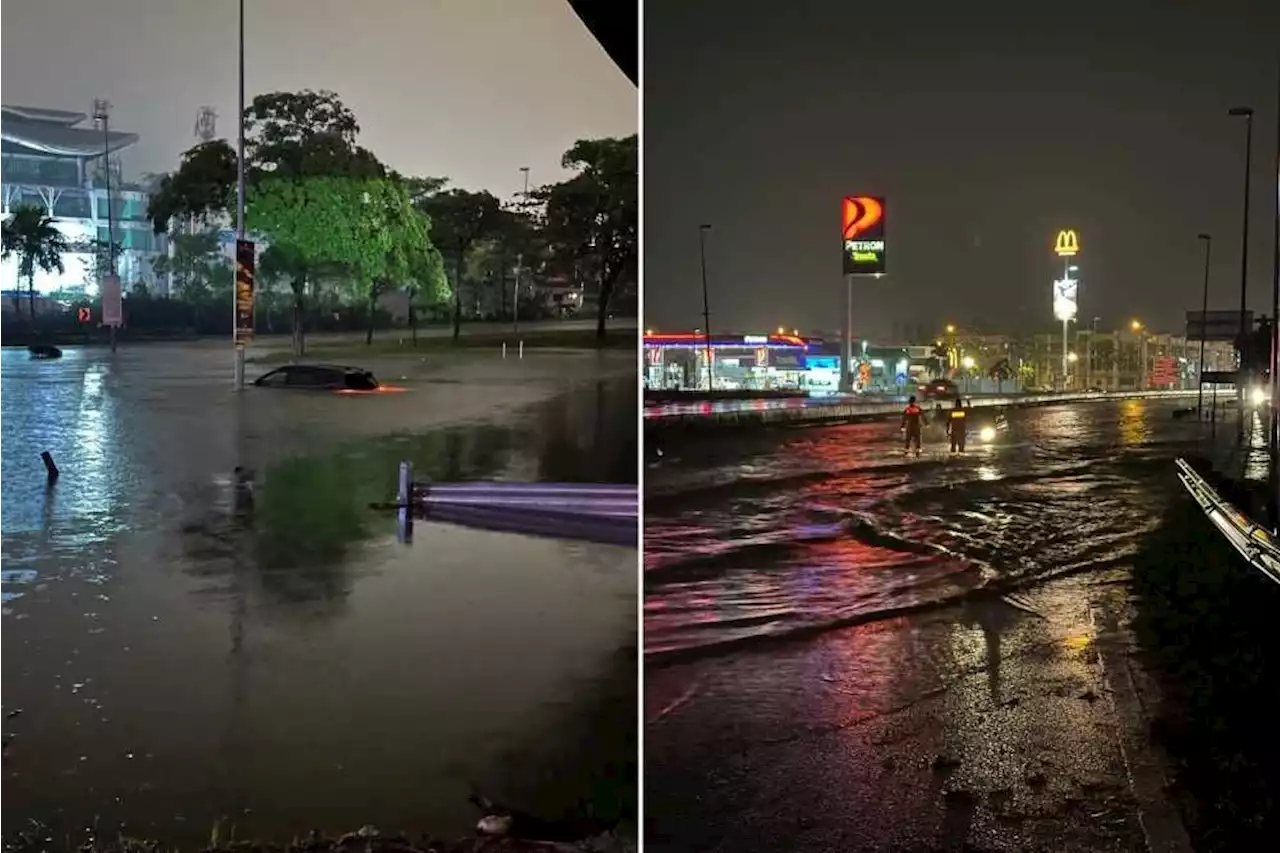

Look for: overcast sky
[644,0,1280,337]
[1,0,635,198]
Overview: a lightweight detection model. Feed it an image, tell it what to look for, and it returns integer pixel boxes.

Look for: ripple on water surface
[2,345,638,845]
[645,399,1210,660]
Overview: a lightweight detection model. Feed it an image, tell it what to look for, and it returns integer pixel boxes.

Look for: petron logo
[1054,229,1079,257]
[842,196,887,276]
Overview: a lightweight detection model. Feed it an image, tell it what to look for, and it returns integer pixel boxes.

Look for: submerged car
[254,364,380,392]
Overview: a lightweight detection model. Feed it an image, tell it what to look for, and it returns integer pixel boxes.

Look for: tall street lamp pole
[234,0,248,391]
[1270,67,1280,528]
[514,165,529,334]
[698,224,714,392]
[1197,233,1212,418]
[1229,106,1254,434]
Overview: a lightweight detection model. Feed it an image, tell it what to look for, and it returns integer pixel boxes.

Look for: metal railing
[1175,457,1280,585]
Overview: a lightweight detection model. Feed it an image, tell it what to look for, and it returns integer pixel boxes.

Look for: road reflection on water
[645,399,1212,660]
[1,345,637,845]
[644,398,1277,852]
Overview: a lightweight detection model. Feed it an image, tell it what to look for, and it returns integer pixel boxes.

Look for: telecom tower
[194,106,217,143]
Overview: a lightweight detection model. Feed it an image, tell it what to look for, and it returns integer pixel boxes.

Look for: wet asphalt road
[643,399,1259,852]
[1,344,637,846]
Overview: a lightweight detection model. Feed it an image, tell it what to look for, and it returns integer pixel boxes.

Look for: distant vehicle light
[979,426,997,442]
[1251,386,1269,406]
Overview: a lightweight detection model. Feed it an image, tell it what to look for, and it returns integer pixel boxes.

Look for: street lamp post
[1197,233,1212,418]
[233,0,247,391]
[92,99,117,354]
[514,166,529,335]
[1229,106,1254,433]
[698,224,714,392]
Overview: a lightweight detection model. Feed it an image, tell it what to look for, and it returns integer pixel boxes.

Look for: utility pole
[514,166,529,335]
[1197,234,1212,418]
[699,224,714,392]
[1229,106,1255,436]
[234,0,247,391]
[93,99,117,354]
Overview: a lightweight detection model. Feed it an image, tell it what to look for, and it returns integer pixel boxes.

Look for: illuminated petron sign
[1052,277,1079,321]
[1054,229,1080,258]
[842,196,886,276]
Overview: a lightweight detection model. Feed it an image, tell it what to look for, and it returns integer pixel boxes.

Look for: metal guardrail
[646,388,1205,428]
[1175,457,1280,586]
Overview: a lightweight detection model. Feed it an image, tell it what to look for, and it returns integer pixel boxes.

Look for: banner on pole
[235,239,255,345]
[101,274,123,327]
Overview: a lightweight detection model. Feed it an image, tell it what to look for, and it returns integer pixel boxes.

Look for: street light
[234,0,247,390]
[946,324,956,334]
[1229,105,1254,433]
[1131,319,1143,332]
[961,355,975,369]
[1067,351,1079,363]
[514,166,530,334]
[777,326,786,335]
[698,224,713,391]
[1197,233,1212,418]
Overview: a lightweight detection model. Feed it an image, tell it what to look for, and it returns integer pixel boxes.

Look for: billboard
[842,196,886,276]
[235,239,255,345]
[1054,229,1080,257]
[1052,277,1078,321]
[1186,309,1253,342]
[101,274,122,327]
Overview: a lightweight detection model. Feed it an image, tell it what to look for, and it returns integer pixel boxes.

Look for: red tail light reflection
[335,385,409,395]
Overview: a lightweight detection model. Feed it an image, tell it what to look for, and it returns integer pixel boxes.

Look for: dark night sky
[1,0,635,197]
[643,0,1280,338]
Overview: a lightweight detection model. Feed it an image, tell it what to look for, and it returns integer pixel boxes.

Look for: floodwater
[644,398,1277,852]
[645,399,1222,659]
[1,344,637,845]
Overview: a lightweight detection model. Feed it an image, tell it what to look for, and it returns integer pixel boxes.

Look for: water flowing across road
[645,399,1220,660]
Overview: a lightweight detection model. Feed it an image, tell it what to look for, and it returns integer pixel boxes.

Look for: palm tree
[2,204,69,323]
[0,216,17,315]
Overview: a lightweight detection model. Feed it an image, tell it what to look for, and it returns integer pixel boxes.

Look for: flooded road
[646,400,1211,659]
[644,399,1267,852]
[1,344,637,845]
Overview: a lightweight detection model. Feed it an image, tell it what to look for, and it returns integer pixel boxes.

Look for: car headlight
[1251,387,1269,406]
[979,426,996,442]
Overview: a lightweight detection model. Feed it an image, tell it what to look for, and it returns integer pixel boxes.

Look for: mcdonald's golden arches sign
[1054,229,1079,257]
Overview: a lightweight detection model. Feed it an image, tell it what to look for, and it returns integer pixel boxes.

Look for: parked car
[920,378,958,399]
[254,364,380,392]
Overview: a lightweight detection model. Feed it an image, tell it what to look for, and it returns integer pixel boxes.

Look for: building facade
[1,104,160,295]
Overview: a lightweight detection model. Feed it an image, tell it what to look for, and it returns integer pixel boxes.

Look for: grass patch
[251,328,636,364]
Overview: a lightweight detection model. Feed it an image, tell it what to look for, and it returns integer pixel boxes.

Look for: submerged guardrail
[374,462,638,548]
[1175,457,1280,586]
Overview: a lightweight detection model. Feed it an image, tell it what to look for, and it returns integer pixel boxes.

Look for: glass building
[1,104,160,295]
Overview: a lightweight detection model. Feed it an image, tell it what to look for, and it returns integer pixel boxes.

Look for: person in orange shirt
[902,395,924,455]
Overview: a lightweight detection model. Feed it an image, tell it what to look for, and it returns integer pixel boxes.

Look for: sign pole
[842,274,853,393]
[234,0,247,391]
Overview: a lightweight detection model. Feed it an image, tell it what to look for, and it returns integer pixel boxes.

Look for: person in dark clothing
[902,395,924,455]
[947,397,968,453]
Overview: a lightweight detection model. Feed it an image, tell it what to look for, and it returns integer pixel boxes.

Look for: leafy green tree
[2,204,70,322]
[151,230,231,329]
[245,90,383,180]
[404,244,450,344]
[146,140,237,233]
[536,135,637,340]
[415,188,502,340]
